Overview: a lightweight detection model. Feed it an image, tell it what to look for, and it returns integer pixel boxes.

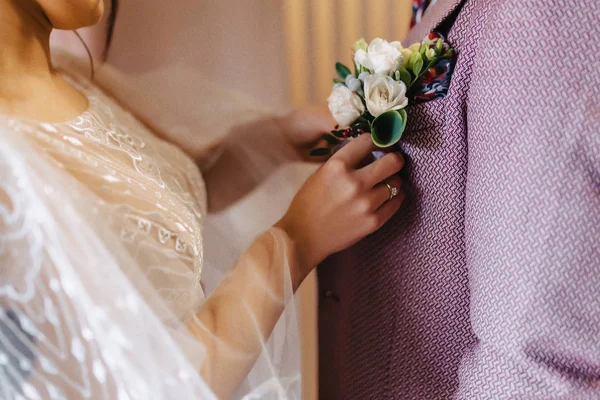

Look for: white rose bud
[353,38,368,52]
[327,85,365,127]
[345,75,361,92]
[354,38,404,75]
[363,73,408,117]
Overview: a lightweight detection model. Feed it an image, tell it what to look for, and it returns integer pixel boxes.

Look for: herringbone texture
[318,0,600,398]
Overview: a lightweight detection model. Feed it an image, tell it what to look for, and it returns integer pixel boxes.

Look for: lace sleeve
[0,130,216,400]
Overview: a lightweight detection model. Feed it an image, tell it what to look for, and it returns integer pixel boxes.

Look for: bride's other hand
[276,133,405,280]
[277,105,337,162]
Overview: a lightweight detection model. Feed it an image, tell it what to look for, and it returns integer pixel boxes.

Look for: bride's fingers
[370,190,405,231]
[331,134,375,168]
[356,152,404,186]
[364,176,403,211]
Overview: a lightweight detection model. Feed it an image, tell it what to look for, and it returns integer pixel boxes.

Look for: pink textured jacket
[318,0,600,398]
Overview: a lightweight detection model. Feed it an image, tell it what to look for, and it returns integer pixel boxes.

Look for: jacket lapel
[403,0,465,45]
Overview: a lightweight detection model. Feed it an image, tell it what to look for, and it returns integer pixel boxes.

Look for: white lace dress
[0,66,301,399]
[7,71,208,318]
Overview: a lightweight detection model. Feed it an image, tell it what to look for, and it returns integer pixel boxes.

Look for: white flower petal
[354,38,403,75]
[363,74,408,117]
[327,86,365,127]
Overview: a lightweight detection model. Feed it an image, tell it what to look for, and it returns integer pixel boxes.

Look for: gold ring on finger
[384,182,398,201]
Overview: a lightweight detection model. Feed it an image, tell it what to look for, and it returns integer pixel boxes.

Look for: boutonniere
[311,34,455,156]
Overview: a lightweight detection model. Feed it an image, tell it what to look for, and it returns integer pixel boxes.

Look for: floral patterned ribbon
[410,0,456,104]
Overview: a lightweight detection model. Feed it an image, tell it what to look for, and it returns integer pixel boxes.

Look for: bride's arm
[201,107,335,213]
[189,228,299,398]
[188,134,406,398]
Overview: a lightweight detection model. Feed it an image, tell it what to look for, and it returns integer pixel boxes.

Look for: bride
[0,1,405,399]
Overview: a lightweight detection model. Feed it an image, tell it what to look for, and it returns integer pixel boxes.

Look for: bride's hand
[275,133,405,279]
[277,105,337,162]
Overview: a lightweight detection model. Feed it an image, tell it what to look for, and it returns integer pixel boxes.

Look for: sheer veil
[0,122,218,399]
[0,47,314,398]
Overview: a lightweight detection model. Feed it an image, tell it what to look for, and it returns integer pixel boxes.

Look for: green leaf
[420,43,428,56]
[335,62,352,79]
[398,67,412,87]
[370,110,407,148]
[333,78,344,84]
[444,48,455,57]
[321,134,341,145]
[412,58,424,76]
[310,148,331,157]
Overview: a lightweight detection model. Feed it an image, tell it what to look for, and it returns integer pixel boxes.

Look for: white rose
[327,85,365,127]
[363,74,408,117]
[354,38,403,75]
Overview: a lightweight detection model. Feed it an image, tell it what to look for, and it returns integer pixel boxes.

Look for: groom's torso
[318,0,483,398]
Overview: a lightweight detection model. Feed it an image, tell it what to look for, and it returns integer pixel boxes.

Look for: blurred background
[55,0,412,109]
[52,1,413,398]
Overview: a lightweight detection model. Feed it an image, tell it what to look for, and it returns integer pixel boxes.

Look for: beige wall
[107,0,288,110]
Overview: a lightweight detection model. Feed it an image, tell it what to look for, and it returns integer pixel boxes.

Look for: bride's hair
[75,0,119,80]
[103,0,119,61]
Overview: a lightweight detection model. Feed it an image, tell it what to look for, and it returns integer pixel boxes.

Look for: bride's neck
[0,1,90,123]
[0,1,55,99]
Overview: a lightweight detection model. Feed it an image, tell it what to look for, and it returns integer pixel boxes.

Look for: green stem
[408,58,437,89]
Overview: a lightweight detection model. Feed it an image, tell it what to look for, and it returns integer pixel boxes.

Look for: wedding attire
[319,0,600,398]
[0,53,303,399]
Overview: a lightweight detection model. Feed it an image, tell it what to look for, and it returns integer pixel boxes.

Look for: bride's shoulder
[0,115,68,195]
[0,122,40,212]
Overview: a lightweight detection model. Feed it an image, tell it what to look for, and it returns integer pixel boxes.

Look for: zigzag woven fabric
[318,0,600,398]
